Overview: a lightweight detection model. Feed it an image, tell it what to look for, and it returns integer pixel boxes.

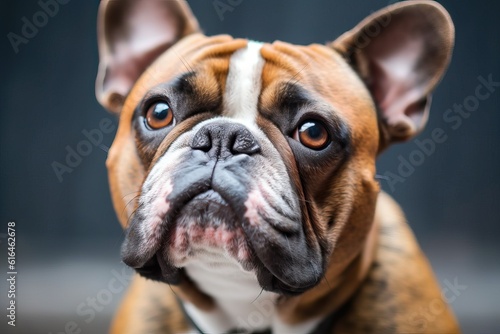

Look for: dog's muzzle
[120,120,324,295]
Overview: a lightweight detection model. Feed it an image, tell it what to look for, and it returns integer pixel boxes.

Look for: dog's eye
[294,120,330,150]
[145,102,174,129]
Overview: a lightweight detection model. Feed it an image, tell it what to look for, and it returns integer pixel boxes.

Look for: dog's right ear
[95,0,200,114]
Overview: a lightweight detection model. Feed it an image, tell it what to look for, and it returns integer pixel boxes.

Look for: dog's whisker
[120,191,141,201]
[375,174,390,181]
[167,283,180,300]
[173,49,195,73]
[125,206,140,229]
[251,288,265,304]
[99,144,110,153]
[286,62,309,87]
[296,197,315,205]
[121,195,141,221]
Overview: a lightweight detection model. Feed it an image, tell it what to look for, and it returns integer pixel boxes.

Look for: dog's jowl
[95,1,459,333]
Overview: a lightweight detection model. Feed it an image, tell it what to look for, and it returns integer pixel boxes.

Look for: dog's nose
[190,122,260,158]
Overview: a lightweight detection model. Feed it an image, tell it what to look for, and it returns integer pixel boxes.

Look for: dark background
[1,0,499,333]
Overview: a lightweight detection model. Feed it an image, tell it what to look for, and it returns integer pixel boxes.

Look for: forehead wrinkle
[259,82,351,146]
[138,72,196,105]
[259,46,366,157]
[121,34,246,121]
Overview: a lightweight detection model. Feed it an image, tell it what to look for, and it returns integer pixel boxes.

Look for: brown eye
[145,102,174,129]
[294,120,330,150]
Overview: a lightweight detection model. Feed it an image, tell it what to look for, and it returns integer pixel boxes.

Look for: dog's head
[96,0,453,296]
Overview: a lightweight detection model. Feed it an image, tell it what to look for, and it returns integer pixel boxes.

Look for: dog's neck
[181,219,379,334]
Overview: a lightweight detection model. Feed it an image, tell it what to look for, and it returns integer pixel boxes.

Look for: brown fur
[96,1,459,333]
[107,39,460,332]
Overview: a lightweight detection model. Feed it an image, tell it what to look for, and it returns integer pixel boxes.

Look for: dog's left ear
[331,1,454,147]
[95,0,200,114]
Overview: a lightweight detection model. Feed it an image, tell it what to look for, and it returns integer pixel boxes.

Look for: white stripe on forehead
[223,41,264,123]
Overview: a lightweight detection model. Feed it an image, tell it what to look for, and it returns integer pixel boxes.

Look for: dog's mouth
[120,169,324,295]
[121,184,248,279]
[166,189,254,270]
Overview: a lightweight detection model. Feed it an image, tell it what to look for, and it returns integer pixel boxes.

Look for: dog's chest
[183,247,278,332]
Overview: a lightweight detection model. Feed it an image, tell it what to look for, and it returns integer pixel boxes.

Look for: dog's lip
[183,189,228,209]
[122,179,246,271]
[168,188,239,226]
[168,188,253,257]
[121,186,248,268]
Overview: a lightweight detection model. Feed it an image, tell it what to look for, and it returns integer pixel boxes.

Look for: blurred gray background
[1,0,499,333]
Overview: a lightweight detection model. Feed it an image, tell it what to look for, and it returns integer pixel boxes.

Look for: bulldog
[95,0,460,333]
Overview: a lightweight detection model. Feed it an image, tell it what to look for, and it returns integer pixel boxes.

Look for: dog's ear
[96,0,200,114]
[331,1,454,148]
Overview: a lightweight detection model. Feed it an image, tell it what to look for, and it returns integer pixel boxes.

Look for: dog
[95,0,459,333]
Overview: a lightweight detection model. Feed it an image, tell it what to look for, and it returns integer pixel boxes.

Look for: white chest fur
[183,249,322,334]
[183,247,278,333]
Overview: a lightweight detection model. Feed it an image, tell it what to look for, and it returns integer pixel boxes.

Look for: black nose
[190,122,260,159]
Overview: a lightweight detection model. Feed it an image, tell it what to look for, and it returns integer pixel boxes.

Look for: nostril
[191,129,212,152]
[232,135,260,155]
[191,122,260,157]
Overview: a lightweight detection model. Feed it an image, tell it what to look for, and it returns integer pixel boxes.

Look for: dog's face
[96,0,453,296]
[112,37,374,294]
